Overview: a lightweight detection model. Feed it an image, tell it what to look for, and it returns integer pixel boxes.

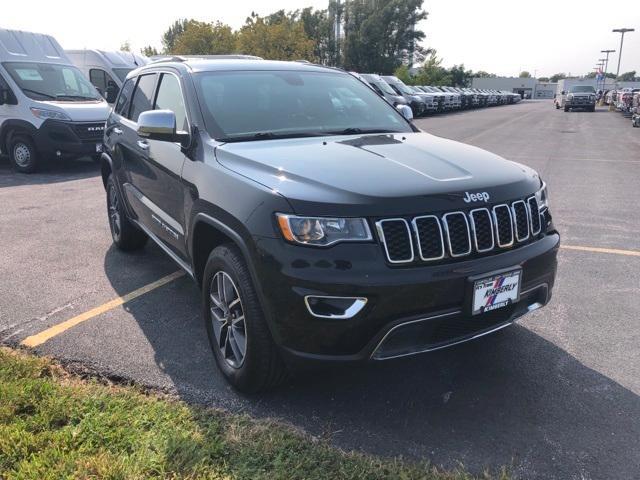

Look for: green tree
[342,0,428,73]
[173,20,237,55]
[448,64,473,87]
[473,71,496,78]
[300,6,337,65]
[406,51,452,86]
[550,72,566,82]
[237,12,314,60]
[519,71,531,78]
[538,76,550,82]
[162,19,190,53]
[120,41,131,52]
[141,45,159,57]
[618,71,637,82]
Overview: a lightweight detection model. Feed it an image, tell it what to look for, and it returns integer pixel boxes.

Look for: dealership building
[471,77,556,99]
[472,76,640,98]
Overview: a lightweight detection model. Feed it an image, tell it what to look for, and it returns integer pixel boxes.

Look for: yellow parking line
[21,271,185,348]
[562,245,640,257]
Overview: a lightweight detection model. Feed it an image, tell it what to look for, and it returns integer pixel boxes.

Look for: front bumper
[252,232,559,364]
[33,119,105,157]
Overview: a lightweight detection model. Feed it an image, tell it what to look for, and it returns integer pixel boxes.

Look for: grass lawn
[0,348,507,479]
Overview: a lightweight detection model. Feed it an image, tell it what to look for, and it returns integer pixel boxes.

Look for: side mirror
[396,104,413,121]
[137,109,189,144]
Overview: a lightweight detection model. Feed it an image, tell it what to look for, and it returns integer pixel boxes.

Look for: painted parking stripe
[562,245,640,257]
[21,271,185,348]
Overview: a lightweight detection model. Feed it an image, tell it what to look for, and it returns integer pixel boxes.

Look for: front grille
[470,208,494,252]
[442,212,471,257]
[493,204,514,247]
[376,196,544,264]
[72,122,105,141]
[412,216,444,260]
[377,219,413,263]
[512,200,530,241]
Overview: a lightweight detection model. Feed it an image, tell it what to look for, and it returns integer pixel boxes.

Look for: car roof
[0,28,71,65]
[140,58,341,75]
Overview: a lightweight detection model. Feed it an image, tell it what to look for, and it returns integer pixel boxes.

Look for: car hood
[215,132,541,216]
[37,100,111,122]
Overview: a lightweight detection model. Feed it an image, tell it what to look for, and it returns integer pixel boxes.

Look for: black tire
[555,103,560,109]
[589,106,596,112]
[9,134,38,173]
[106,175,148,251]
[564,105,569,112]
[203,244,287,393]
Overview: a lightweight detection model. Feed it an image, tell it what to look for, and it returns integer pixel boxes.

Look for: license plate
[95,143,103,153]
[472,270,521,315]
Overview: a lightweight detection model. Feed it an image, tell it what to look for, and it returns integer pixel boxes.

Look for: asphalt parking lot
[1,100,639,479]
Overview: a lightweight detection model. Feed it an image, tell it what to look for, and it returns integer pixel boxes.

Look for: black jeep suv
[101,59,559,392]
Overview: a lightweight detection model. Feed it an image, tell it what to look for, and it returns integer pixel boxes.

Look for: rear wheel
[106,175,148,251]
[564,105,570,112]
[203,244,287,393]
[9,135,38,173]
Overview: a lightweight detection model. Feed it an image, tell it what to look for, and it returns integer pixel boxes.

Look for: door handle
[112,127,123,135]
[137,140,149,150]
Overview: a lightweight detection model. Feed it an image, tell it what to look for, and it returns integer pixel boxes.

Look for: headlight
[30,107,71,121]
[276,214,372,247]
[589,95,595,101]
[535,181,549,210]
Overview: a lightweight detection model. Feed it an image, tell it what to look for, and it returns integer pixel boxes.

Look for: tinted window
[154,73,188,131]
[129,74,156,122]
[195,71,411,140]
[115,78,134,116]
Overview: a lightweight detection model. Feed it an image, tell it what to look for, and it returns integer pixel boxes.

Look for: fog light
[304,296,367,319]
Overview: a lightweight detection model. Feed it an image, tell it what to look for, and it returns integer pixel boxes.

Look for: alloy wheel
[108,185,121,241]
[209,271,247,368]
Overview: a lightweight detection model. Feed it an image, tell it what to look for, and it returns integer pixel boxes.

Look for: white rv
[0,29,110,172]
[66,50,147,103]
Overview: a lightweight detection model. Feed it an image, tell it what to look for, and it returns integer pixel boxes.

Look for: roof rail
[149,55,187,63]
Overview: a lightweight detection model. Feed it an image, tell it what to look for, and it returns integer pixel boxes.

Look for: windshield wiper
[56,94,98,100]
[21,88,56,99]
[219,131,324,143]
[324,128,401,135]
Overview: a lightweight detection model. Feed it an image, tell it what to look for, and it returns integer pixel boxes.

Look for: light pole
[612,28,635,82]
[597,59,606,91]
[601,49,615,90]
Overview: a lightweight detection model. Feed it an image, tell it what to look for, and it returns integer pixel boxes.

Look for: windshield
[570,86,595,93]
[112,68,133,83]
[3,62,101,101]
[195,70,412,141]
[367,78,395,95]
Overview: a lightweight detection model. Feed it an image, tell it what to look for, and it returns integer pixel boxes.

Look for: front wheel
[564,105,570,112]
[9,135,38,173]
[203,245,287,393]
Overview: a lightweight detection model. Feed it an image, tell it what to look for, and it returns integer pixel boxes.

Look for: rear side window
[154,73,188,132]
[115,78,134,116]
[129,74,156,122]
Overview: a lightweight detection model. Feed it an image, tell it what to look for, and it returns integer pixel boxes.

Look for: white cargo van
[66,50,147,103]
[0,29,110,173]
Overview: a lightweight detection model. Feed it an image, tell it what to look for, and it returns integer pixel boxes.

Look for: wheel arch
[0,120,38,155]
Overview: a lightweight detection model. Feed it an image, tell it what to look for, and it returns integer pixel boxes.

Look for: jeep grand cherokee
[101,59,559,392]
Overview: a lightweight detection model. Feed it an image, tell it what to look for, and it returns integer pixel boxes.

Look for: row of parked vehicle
[601,88,640,127]
[350,73,522,117]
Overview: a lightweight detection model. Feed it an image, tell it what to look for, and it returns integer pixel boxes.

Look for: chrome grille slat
[469,208,495,252]
[442,212,472,257]
[492,204,514,248]
[527,196,542,235]
[412,215,445,261]
[511,200,530,242]
[375,218,414,264]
